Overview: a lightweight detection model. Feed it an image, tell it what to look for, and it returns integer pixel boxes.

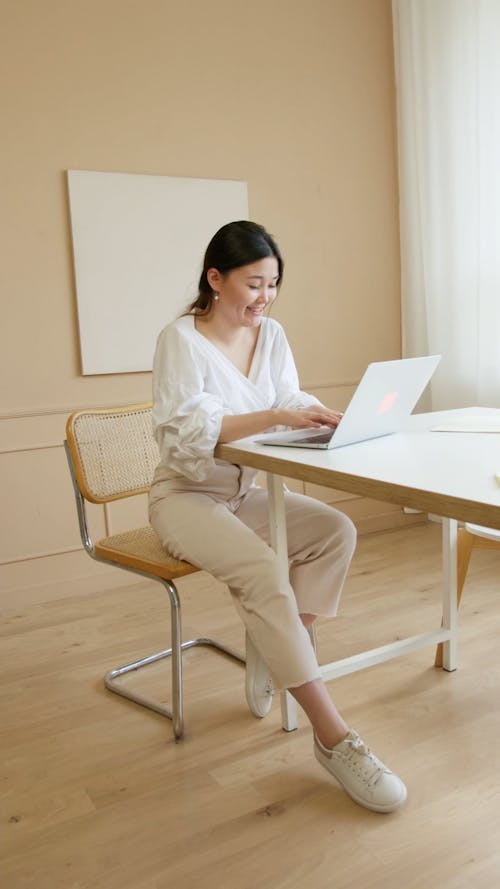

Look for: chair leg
[104,578,245,741]
[435,528,475,668]
[168,579,183,738]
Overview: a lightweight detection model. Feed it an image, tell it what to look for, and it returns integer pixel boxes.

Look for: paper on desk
[432,416,500,433]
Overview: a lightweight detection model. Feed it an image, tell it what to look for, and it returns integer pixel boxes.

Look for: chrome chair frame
[64,428,245,742]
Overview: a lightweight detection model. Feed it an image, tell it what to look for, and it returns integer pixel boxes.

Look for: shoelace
[343,735,385,786]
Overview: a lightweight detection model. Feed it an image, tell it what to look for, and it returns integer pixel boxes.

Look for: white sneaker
[314,730,407,813]
[245,632,274,718]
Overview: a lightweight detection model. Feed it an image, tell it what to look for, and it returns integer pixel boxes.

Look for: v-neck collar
[189,314,265,383]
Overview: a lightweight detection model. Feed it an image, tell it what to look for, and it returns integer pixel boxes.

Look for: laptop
[257,355,441,450]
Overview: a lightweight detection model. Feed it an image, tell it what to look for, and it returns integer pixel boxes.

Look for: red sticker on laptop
[377,392,399,415]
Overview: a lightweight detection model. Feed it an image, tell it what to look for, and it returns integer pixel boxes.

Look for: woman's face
[208,256,279,328]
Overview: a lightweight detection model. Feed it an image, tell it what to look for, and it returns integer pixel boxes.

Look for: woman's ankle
[315,727,349,750]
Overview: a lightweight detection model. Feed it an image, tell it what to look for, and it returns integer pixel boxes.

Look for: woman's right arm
[152,324,226,480]
[218,405,343,443]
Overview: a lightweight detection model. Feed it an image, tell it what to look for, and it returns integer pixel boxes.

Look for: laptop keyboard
[290,429,335,444]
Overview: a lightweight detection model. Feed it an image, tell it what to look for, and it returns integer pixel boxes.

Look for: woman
[149,220,406,814]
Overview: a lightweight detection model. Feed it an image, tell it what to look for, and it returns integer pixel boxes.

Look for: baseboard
[0,560,143,612]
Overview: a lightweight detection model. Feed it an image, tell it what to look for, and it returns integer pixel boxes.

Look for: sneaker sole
[245,684,273,718]
[245,634,273,718]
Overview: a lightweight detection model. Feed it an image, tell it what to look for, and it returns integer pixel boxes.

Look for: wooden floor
[2,522,500,889]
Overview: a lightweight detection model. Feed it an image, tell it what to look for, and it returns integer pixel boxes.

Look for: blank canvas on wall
[67,170,249,374]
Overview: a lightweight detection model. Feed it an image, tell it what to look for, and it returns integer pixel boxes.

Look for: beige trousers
[149,461,357,690]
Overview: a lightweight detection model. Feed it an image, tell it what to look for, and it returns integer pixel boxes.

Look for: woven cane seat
[95,526,199,581]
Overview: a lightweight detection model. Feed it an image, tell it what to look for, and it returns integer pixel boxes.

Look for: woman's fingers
[286,407,344,429]
[308,409,343,427]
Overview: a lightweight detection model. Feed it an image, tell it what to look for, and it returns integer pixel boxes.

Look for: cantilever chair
[435,523,500,667]
[65,403,245,740]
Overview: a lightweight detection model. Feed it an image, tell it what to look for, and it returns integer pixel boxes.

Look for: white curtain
[392,0,500,409]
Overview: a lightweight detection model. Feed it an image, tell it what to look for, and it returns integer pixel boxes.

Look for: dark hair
[186,220,284,315]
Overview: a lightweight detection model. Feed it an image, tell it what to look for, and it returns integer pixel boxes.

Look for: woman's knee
[308,503,357,558]
[333,509,357,556]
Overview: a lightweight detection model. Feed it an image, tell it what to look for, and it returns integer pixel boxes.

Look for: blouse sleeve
[272,324,321,410]
[152,323,225,481]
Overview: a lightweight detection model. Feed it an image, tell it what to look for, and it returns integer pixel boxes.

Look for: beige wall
[0,0,418,606]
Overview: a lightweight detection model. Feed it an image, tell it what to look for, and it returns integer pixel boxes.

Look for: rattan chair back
[66,403,157,503]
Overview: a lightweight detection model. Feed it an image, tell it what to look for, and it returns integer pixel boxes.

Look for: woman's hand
[276,407,343,430]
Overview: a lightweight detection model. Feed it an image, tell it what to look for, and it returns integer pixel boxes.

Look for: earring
[213,293,219,302]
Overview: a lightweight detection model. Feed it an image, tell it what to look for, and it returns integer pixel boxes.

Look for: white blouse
[152,314,319,481]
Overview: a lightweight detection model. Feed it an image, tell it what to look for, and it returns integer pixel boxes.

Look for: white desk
[217,408,500,730]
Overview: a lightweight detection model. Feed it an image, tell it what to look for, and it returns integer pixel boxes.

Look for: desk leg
[267,472,298,732]
[441,517,458,671]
